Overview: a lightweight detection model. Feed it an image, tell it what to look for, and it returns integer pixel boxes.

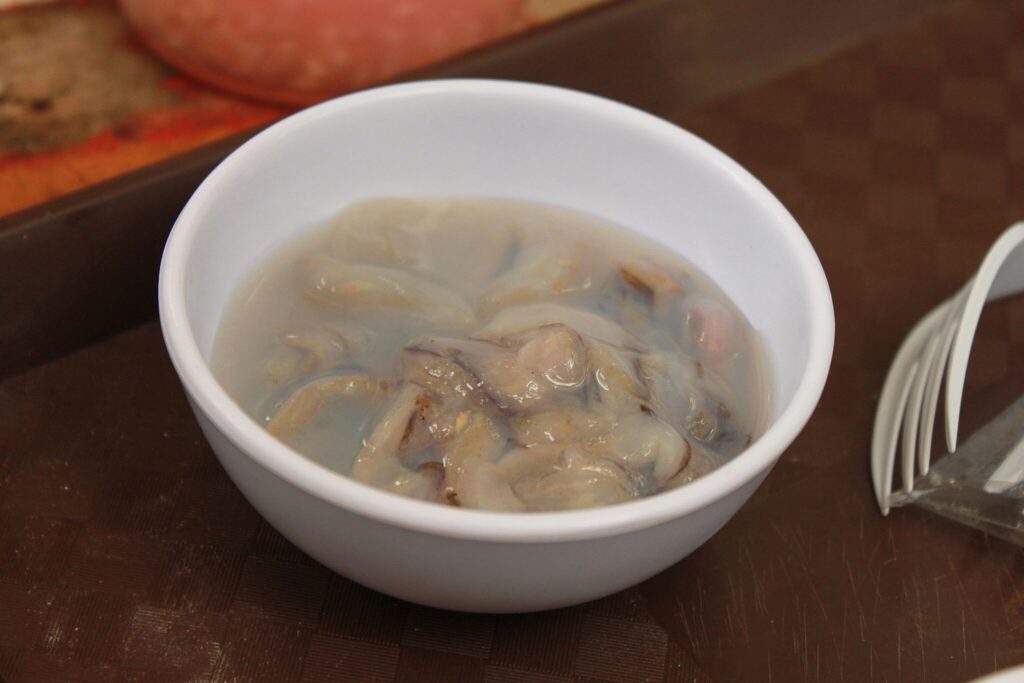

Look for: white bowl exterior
[194,404,767,612]
[160,80,833,611]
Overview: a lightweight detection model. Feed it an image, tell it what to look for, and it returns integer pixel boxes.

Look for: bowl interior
[162,80,833,537]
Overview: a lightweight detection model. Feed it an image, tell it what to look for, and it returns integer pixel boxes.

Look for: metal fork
[871,222,1024,514]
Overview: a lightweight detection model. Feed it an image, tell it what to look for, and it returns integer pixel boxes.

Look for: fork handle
[946,222,1024,453]
[990,224,1024,300]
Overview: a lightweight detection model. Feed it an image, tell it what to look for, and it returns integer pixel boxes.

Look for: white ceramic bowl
[159,80,833,613]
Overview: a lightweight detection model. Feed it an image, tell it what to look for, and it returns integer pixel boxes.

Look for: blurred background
[0,0,948,219]
[0,0,606,216]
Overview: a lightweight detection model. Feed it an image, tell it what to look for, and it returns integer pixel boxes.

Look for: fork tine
[900,358,926,494]
[917,310,959,476]
[905,335,937,481]
[870,305,947,514]
[899,295,958,491]
[912,291,965,475]
[871,359,919,513]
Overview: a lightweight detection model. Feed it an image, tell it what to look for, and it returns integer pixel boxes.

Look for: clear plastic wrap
[888,395,1024,546]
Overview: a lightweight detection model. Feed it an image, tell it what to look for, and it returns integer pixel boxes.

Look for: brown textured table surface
[3,1,1024,681]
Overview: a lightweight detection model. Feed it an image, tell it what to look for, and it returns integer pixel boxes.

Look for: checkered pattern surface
[4,1,1024,680]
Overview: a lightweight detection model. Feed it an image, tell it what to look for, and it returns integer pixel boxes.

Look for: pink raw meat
[120,0,524,104]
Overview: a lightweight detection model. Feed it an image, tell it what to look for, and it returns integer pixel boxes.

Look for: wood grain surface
[3,0,1024,681]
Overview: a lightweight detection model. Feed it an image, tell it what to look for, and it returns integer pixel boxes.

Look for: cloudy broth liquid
[212,198,769,511]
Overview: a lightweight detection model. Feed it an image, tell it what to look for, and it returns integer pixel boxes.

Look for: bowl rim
[158,79,834,543]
